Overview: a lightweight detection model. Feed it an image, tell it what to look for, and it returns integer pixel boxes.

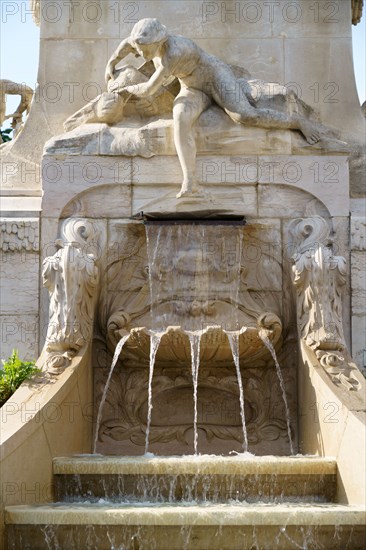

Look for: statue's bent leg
[173,88,211,198]
[224,101,321,145]
[214,80,321,145]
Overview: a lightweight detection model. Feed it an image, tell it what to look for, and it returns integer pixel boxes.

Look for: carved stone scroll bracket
[315,350,361,391]
[42,218,102,374]
[289,216,360,391]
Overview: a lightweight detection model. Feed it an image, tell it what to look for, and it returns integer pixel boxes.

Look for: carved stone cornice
[0,219,39,252]
[289,216,360,391]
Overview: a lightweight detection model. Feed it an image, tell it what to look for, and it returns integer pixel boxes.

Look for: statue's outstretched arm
[124,65,170,98]
[105,38,135,83]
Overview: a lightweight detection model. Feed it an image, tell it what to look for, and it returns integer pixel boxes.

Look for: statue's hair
[130,18,168,45]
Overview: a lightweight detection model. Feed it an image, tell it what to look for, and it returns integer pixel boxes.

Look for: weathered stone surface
[42,156,132,218]
[131,182,257,218]
[284,36,364,136]
[351,216,366,250]
[0,253,39,315]
[258,155,349,216]
[352,314,366,372]
[258,184,328,219]
[351,251,366,290]
[0,315,39,361]
[60,184,131,219]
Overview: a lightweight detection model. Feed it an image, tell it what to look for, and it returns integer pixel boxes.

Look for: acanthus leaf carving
[289,216,360,391]
[42,218,102,374]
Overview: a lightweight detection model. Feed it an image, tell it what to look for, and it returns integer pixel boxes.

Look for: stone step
[6,503,366,550]
[53,455,337,503]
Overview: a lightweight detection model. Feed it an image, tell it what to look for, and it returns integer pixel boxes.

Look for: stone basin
[111,314,282,368]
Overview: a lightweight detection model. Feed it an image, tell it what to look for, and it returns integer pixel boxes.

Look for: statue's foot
[176,188,191,199]
[299,120,321,145]
[176,182,204,199]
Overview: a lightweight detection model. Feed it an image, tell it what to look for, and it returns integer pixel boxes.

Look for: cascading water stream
[259,332,294,455]
[93,333,130,453]
[145,332,163,454]
[187,331,202,455]
[145,225,163,328]
[144,222,247,455]
[226,331,248,453]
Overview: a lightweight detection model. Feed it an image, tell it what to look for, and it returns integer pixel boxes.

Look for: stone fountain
[1,2,365,549]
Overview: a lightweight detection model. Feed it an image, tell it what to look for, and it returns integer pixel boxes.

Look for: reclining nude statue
[65,18,332,198]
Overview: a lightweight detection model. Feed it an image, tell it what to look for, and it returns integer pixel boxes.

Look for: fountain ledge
[53,455,337,476]
[6,503,366,526]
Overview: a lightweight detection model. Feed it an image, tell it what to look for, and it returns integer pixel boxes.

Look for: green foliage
[0,350,39,407]
[0,127,13,142]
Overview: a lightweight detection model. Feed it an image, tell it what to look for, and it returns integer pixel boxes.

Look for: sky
[1,1,365,128]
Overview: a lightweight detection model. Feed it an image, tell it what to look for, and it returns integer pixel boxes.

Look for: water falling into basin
[187,330,202,455]
[144,221,250,454]
[226,331,248,453]
[145,225,162,328]
[259,333,294,455]
[145,222,244,332]
[93,334,130,453]
[145,332,163,454]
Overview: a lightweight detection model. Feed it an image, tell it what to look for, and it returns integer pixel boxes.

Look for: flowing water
[259,333,294,455]
[144,223,243,331]
[93,334,130,453]
[187,331,202,455]
[145,332,163,454]
[144,223,245,455]
[226,331,248,452]
[145,225,163,328]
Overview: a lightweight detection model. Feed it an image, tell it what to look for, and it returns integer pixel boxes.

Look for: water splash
[145,332,163,454]
[226,331,248,452]
[93,334,130,453]
[259,333,294,455]
[187,331,202,455]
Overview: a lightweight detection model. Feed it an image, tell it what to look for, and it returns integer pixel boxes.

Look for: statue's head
[131,18,168,46]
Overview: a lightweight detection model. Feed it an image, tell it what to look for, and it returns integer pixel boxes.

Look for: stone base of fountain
[6,455,366,549]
